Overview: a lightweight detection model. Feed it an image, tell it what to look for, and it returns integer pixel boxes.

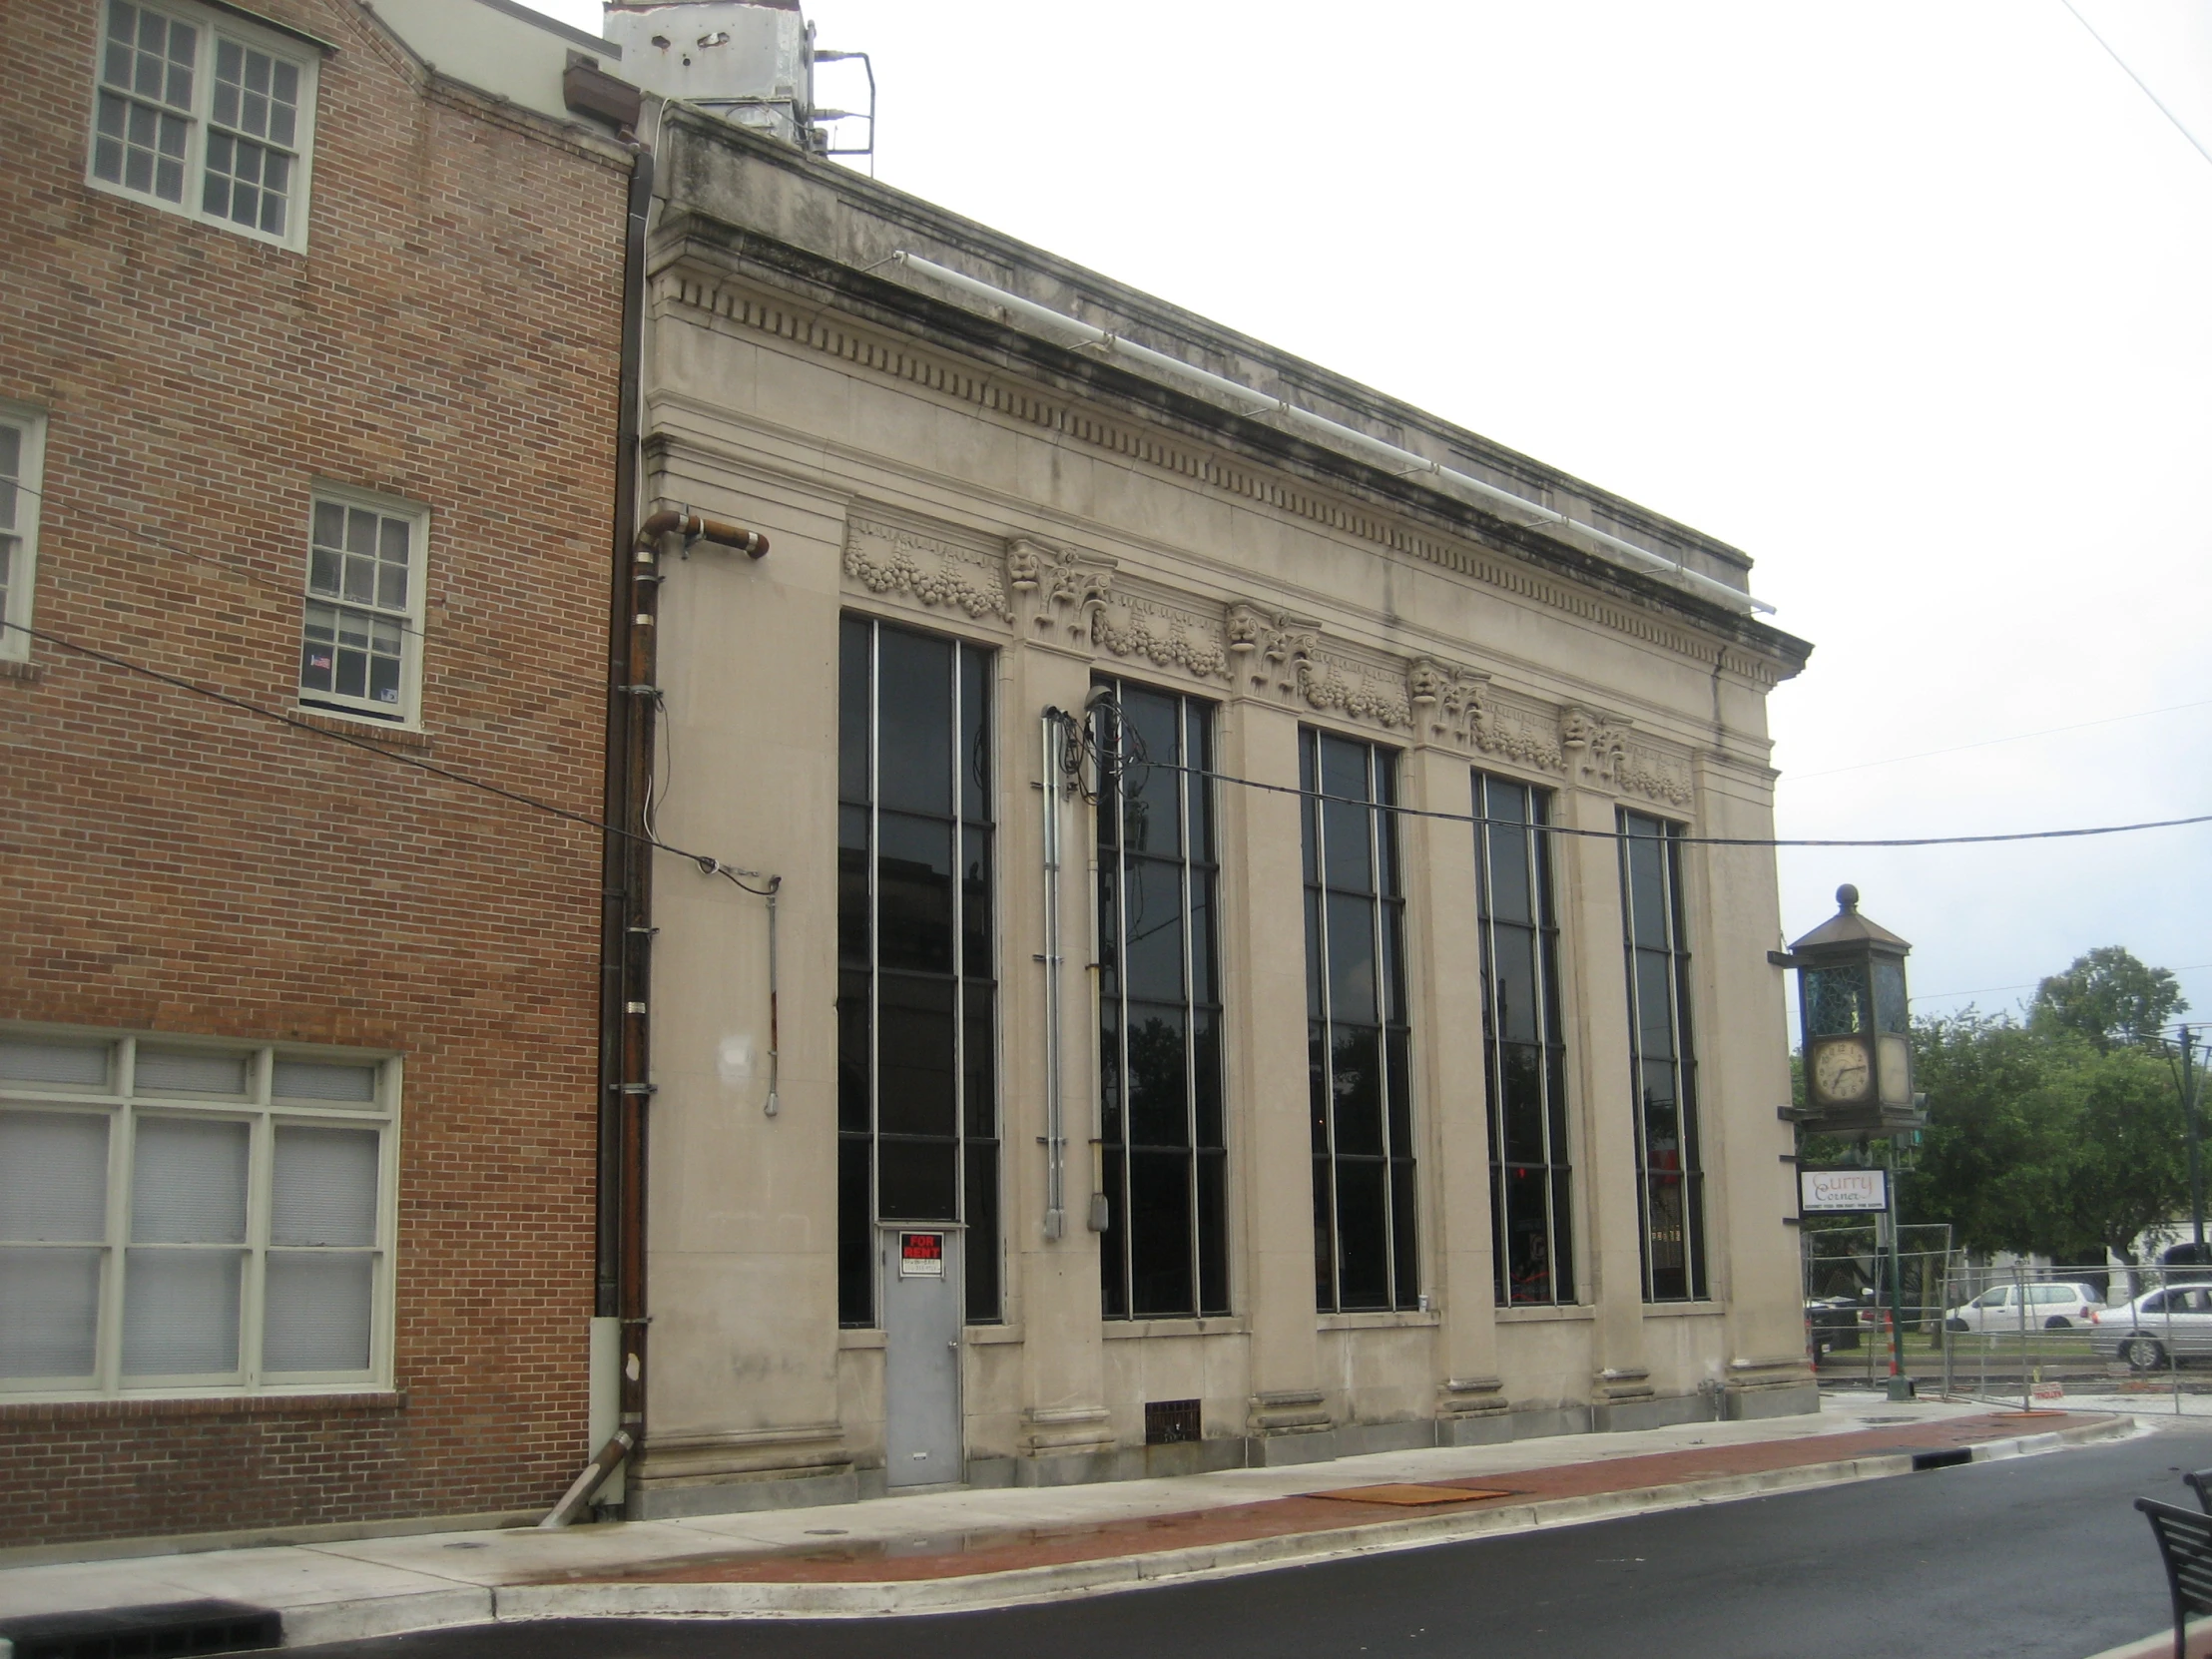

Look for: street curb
[420,1415,2137,1631]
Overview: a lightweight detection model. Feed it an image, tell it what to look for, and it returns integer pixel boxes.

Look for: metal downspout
[598,136,655,1507]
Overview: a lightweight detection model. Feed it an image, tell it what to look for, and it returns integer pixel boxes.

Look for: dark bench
[2136,1497,2212,1659]
[2186,1468,2212,1513]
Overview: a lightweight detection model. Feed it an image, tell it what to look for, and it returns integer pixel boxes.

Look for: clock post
[1779,885,1925,1398]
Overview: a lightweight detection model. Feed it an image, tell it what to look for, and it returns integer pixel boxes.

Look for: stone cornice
[653,107,1763,581]
[646,239,1809,690]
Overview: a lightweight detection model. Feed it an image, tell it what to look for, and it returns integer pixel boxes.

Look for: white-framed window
[87,0,319,252]
[298,486,428,725]
[0,1025,398,1399]
[0,401,46,664]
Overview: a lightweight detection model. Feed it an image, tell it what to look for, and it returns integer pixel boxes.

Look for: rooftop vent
[601,2,872,162]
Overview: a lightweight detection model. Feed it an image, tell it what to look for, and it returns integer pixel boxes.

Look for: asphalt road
[298,1425,2212,1659]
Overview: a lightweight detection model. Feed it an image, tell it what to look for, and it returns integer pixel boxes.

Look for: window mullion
[98,1092,134,1393]
[244,1100,272,1383]
[1309,735,1338,1315]
[1113,763,1134,1314]
[866,622,881,1272]
[1178,698,1201,1316]
[951,645,964,1232]
[1369,747,1394,1311]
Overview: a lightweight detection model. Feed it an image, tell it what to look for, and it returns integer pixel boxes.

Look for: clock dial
[1813,1039,1872,1103]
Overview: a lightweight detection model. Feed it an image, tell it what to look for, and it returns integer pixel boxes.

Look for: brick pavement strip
[472,1410,2134,1625]
[568,1410,2112,1588]
[0,1409,2142,1647]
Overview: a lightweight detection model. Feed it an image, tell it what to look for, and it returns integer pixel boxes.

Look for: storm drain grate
[0,1598,280,1659]
[1145,1398,1202,1445]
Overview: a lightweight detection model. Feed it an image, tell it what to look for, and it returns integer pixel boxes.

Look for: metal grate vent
[0,1599,280,1659]
[1144,1397,1201,1445]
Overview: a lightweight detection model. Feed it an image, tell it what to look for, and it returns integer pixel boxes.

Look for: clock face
[1813,1038,1873,1103]
[1878,1034,1911,1104]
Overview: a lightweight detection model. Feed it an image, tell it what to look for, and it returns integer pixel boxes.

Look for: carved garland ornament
[845,518,1010,620]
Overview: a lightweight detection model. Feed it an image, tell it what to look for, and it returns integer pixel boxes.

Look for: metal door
[882,1227,962,1487]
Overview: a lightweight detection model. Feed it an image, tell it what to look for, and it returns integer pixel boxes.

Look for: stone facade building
[0,0,635,1547]
[621,87,1818,1517]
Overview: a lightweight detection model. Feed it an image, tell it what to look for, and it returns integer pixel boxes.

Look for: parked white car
[1943,1281,2105,1332]
[2090,1287,2212,1371]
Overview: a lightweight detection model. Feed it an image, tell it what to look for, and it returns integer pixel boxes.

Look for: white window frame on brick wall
[0,1024,399,1401]
[0,400,46,666]
[297,484,429,728]
[85,0,321,253]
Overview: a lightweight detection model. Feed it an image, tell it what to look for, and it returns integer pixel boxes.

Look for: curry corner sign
[1799,1167,1889,1214]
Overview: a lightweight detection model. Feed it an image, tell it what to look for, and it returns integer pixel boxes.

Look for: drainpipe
[595,133,656,1510]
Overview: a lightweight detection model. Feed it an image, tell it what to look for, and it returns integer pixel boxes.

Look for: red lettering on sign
[901,1233,942,1261]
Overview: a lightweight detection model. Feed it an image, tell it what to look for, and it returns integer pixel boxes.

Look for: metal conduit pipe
[1039,712,1068,1242]
[635,509,771,559]
[886,252,1772,618]
[597,134,656,1513]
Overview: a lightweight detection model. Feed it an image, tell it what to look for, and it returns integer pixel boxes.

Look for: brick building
[0,0,638,1548]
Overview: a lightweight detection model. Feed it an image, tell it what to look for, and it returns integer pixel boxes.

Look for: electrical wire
[11,613,2210,853]
[129,528,612,705]
[1786,696,2212,783]
[1124,750,2211,848]
[4,618,775,888]
[1915,963,2212,1005]
[2059,0,2212,172]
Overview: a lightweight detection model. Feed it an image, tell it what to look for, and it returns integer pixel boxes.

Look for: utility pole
[2186,1025,2205,1259]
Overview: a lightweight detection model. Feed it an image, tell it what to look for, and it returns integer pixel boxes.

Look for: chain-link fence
[1805,1241,2212,1414]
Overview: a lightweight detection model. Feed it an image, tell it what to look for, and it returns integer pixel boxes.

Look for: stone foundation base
[626,1384,1819,1517]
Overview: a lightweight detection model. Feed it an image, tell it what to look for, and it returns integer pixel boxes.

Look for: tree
[2054,1043,2189,1263]
[2031,946,2189,1052]
[1902,1010,2077,1256]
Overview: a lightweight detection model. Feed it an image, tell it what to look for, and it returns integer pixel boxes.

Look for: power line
[11,615,2212,852]
[1786,695,2212,783]
[2059,0,2212,173]
[1914,963,2212,1004]
[1133,754,2212,848]
[3,619,772,891]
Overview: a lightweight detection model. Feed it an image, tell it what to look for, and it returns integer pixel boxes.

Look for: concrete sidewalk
[0,1395,2140,1653]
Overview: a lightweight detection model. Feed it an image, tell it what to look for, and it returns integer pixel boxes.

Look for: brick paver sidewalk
[562,1409,2094,1587]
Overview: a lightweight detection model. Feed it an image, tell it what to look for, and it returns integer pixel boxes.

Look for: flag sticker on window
[898,1232,944,1278]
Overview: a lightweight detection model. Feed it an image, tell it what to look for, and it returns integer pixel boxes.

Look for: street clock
[1785,884,1919,1136]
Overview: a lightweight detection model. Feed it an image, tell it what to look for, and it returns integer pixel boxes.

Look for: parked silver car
[1944,1281,2105,1332]
[2089,1287,2212,1370]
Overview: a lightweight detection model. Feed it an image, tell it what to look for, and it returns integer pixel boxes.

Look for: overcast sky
[529,0,2212,1037]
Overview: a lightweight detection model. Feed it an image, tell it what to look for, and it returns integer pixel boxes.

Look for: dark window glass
[836,617,999,1325]
[836,1136,872,1326]
[838,619,870,804]
[877,628,952,816]
[1620,812,1704,1303]
[878,1137,957,1221]
[1476,774,1574,1307]
[1096,678,1228,1322]
[837,806,869,968]
[1129,1150,1195,1316]
[964,1141,999,1319]
[836,968,869,1134]
[1303,729,1417,1313]
[877,814,954,974]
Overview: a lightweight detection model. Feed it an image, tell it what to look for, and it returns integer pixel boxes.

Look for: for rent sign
[1799,1167,1888,1213]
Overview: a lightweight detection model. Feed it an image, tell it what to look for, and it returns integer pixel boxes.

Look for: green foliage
[1894,947,2196,1262]
[2031,945,2189,1052]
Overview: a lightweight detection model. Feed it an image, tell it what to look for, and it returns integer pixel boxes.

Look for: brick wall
[0,0,629,1546]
